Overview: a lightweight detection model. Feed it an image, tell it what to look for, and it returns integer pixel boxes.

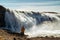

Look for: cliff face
[0,5,6,27]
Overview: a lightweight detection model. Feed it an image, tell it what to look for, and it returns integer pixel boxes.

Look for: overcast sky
[0,0,60,12]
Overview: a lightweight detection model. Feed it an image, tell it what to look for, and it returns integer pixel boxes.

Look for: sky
[0,0,60,3]
[0,0,60,12]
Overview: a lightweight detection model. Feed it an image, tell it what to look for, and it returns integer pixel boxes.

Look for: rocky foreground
[0,29,60,40]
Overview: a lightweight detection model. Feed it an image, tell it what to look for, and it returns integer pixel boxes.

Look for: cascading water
[4,9,60,37]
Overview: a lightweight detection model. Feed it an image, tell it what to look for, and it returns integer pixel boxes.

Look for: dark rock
[0,5,6,27]
[14,38,16,40]
[0,5,6,13]
[26,38,30,40]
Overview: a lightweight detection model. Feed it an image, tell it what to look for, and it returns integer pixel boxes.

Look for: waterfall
[4,9,60,37]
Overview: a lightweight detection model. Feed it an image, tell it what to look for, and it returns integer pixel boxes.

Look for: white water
[4,9,60,37]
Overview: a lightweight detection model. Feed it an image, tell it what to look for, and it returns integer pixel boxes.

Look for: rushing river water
[4,9,60,37]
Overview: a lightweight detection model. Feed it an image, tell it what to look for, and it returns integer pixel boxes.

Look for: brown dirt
[0,29,60,40]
